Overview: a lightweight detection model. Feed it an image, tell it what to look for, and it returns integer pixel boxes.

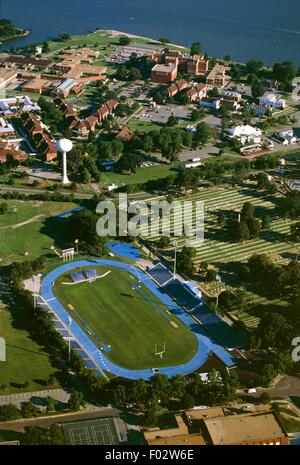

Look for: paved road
[241,376,300,400]
[0,406,120,432]
[0,186,93,200]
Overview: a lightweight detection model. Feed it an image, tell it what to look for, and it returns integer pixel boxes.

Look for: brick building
[151,64,178,83]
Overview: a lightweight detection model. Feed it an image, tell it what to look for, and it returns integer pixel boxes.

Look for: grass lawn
[100,163,180,187]
[127,119,161,133]
[53,266,198,370]
[0,200,78,264]
[0,297,57,395]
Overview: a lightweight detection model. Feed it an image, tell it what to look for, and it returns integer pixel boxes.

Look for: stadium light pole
[173,240,178,276]
[75,239,79,255]
[32,274,39,308]
[216,274,222,308]
[67,316,72,367]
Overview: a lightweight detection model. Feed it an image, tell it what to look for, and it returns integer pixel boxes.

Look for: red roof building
[116,127,134,142]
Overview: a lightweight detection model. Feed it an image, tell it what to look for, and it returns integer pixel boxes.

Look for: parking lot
[137,104,192,124]
[106,44,162,65]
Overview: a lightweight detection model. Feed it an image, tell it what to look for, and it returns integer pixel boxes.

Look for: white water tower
[56,139,73,185]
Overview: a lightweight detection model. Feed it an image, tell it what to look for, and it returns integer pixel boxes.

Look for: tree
[0,202,8,215]
[241,202,254,222]
[273,61,296,84]
[140,135,153,153]
[258,313,291,349]
[238,264,250,283]
[194,122,212,146]
[257,172,269,189]
[183,394,195,410]
[222,373,240,402]
[190,41,202,56]
[46,396,56,413]
[235,221,250,242]
[217,213,226,228]
[291,222,300,242]
[23,426,47,445]
[175,168,199,193]
[21,401,39,418]
[171,375,187,399]
[251,82,265,99]
[143,395,158,427]
[48,424,64,445]
[261,215,271,231]
[128,67,142,81]
[167,115,178,126]
[159,37,170,46]
[41,41,50,53]
[218,289,248,316]
[129,379,148,403]
[176,246,197,276]
[191,109,204,122]
[158,236,171,249]
[59,32,71,42]
[206,269,218,282]
[119,36,131,46]
[0,404,21,421]
[279,191,300,219]
[207,87,219,98]
[261,364,277,387]
[81,168,92,184]
[68,391,85,411]
[113,384,127,407]
[248,217,261,239]
[246,60,264,74]
[151,374,171,405]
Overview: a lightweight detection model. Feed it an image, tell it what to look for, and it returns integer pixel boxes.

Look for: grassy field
[0,293,57,395]
[100,163,180,187]
[45,29,187,55]
[0,200,78,264]
[53,265,198,370]
[127,119,162,133]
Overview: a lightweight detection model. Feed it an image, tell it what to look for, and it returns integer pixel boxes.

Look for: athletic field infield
[53,266,198,370]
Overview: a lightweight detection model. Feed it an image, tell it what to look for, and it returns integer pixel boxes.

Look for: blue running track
[107,242,141,261]
[40,260,236,380]
[53,206,85,219]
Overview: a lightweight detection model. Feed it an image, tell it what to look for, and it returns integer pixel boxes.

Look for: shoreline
[101,29,187,50]
[0,29,30,45]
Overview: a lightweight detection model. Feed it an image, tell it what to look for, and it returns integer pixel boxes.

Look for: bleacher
[71,271,85,283]
[164,279,202,312]
[147,263,175,287]
[193,308,248,349]
[84,268,98,280]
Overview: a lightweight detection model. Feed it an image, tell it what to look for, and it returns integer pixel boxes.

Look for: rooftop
[203,411,287,445]
[152,63,177,73]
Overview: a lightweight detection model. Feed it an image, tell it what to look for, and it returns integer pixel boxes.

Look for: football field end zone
[40,260,237,380]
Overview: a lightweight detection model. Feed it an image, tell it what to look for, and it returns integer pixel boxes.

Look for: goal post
[154,341,166,359]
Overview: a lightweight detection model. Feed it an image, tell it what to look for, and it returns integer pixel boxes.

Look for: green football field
[53,266,198,370]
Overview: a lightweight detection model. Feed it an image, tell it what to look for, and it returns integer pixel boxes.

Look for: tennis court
[63,418,120,445]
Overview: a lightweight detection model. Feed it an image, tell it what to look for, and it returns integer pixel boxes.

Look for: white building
[220,90,242,102]
[259,92,286,109]
[0,96,41,115]
[0,117,15,135]
[227,124,262,144]
[199,97,221,110]
[277,129,298,145]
